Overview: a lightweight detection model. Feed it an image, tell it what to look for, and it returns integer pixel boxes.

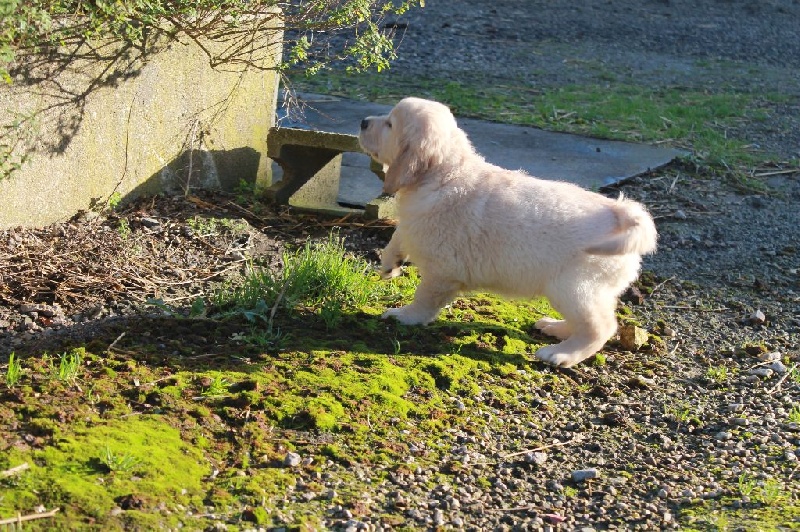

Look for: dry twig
[0,507,60,526]
[0,462,29,478]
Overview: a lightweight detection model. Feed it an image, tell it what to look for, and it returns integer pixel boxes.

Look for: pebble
[283,452,301,467]
[715,431,733,441]
[572,468,600,482]
[758,351,781,362]
[748,368,774,378]
[618,324,649,351]
[767,361,788,374]
[524,451,548,465]
[749,309,766,324]
[140,216,161,228]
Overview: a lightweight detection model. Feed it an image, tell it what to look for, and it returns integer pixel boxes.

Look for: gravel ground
[2,1,800,530]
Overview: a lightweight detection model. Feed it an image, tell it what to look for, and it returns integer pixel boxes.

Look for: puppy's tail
[586,195,658,256]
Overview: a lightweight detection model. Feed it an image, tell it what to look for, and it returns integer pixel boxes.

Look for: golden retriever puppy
[359,97,657,368]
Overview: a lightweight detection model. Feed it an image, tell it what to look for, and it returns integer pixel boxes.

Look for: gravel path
[2,1,799,530]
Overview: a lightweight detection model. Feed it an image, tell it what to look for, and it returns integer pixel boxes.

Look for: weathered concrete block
[0,18,282,228]
[266,127,396,219]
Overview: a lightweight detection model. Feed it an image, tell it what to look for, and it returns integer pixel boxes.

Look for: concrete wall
[0,20,282,228]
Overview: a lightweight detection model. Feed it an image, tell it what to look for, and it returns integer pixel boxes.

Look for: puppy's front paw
[534,317,571,340]
[534,345,583,368]
[381,306,430,325]
[380,266,403,280]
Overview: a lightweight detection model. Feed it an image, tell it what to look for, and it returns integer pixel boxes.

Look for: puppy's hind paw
[534,345,584,368]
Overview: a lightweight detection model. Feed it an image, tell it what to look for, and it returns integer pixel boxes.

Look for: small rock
[140,216,161,228]
[543,513,566,524]
[748,367,774,378]
[283,452,301,467]
[572,468,600,482]
[618,324,649,351]
[767,361,788,374]
[715,431,733,441]
[674,209,688,219]
[225,250,246,261]
[631,374,656,388]
[524,451,548,465]
[680,488,695,498]
[749,309,766,324]
[758,351,781,362]
[621,285,644,305]
[730,417,749,426]
[657,488,669,498]
[432,508,445,526]
[785,450,798,462]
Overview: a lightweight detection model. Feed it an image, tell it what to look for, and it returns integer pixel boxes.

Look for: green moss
[681,499,800,530]
[305,395,345,430]
[420,355,488,395]
[0,417,208,528]
[501,336,529,355]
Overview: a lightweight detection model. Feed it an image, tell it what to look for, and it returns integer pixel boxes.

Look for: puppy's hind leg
[534,294,618,368]
[383,276,460,325]
[380,231,407,279]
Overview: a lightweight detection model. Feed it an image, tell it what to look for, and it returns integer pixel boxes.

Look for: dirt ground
[1,1,800,530]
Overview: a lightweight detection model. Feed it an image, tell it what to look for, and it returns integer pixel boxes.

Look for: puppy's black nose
[360,118,369,130]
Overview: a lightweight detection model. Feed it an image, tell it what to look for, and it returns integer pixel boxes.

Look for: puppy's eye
[386,120,393,129]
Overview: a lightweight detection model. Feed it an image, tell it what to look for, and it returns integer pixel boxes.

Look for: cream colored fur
[358,97,657,368]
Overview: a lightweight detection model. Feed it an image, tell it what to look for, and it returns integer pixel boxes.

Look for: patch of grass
[290,71,786,179]
[738,472,757,498]
[56,348,83,382]
[213,232,392,319]
[705,365,731,383]
[200,373,230,397]
[4,352,22,388]
[100,444,141,474]
[664,400,703,431]
[682,502,800,531]
[789,367,800,389]
[756,477,786,506]
[116,218,131,239]
[187,215,246,235]
[788,405,800,423]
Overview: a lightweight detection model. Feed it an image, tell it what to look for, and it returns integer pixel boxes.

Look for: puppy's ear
[383,142,414,194]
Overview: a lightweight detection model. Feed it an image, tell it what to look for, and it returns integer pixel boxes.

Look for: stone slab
[275,93,683,208]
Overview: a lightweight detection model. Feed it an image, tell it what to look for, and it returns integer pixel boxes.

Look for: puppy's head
[359,97,471,194]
